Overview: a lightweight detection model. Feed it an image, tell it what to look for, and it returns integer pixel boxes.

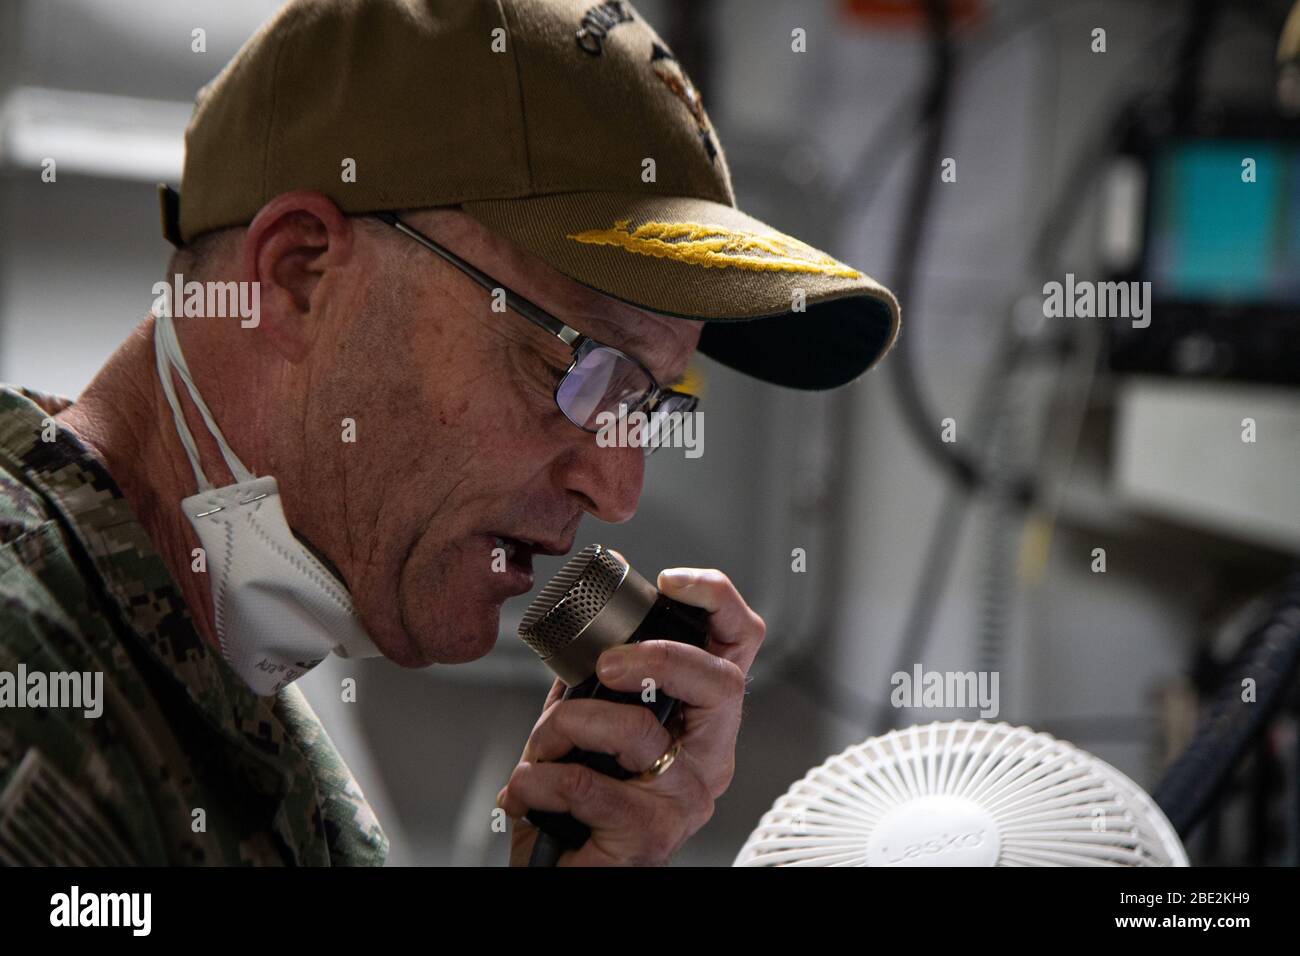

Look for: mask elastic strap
[153,312,256,491]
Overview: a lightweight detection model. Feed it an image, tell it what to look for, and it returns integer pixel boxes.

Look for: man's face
[295,208,701,668]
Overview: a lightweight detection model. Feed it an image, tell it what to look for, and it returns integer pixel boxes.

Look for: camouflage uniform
[0,385,388,865]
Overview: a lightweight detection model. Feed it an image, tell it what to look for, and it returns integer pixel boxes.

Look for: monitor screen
[1146,138,1300,307]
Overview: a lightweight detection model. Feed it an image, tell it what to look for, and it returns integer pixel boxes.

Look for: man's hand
[496,566,765,866]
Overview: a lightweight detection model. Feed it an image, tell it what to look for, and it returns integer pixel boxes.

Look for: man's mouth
[488,534,573,573]
[493,535,533,571]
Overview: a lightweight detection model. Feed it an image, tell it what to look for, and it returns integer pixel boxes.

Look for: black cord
[1152,569,1300,839]
[874,339,1027,734]
[867,0,962,735]
[775,0,1004,728]
[527,831,565,868]
[884,0,999,498]
[1171,0,1220,128]
[770,1,1094,709]
[882,0,1229,503]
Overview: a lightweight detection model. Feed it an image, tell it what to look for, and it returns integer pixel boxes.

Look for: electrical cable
[827,0,1188,220]
[1153,569,1300,838]
[870,0,1040,735]
[882,0,997,499]
[527,831,564,868]
[885,1,1230,500]
[1171,0,1221,128]
[973,361,1023,687]
[875,334,1027,734]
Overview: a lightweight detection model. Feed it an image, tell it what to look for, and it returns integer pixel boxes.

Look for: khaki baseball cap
[165,0,900,390]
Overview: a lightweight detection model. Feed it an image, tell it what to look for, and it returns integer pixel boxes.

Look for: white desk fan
[734,721,1188,867]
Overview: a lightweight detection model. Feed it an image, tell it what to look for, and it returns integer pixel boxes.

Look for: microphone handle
[526,595,710,853]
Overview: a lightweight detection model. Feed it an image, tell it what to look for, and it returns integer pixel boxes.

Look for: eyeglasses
[375,212,699,455]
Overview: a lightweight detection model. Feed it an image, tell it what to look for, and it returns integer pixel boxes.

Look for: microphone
[516,543,710,864]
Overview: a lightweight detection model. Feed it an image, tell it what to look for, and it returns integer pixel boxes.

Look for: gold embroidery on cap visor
[566,219,863,277]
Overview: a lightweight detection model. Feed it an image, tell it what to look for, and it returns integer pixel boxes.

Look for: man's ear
[242,191,354,363]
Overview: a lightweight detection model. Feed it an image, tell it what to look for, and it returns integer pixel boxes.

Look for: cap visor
[462,192,900,390]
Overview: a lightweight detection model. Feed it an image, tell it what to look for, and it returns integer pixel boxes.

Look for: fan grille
[734,721,1187,867]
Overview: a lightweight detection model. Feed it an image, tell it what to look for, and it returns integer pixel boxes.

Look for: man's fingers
[521,698,672,773]
[503,564,762,865]
[595,639,745,713]
[593,641,741,793]
[522,678,568,740]
[498,759,650,826]
[541,677,566,711]
[657,568,766,673]
[499,760,711,865]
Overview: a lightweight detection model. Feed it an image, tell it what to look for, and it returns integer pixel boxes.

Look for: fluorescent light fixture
[0,85,189,182]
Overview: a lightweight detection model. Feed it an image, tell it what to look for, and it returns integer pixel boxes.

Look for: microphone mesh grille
[517,543,626,659]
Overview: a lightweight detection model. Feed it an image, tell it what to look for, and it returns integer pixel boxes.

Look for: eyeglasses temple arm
[375,212,583,346]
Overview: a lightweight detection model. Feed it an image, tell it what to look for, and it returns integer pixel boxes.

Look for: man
[0,0,898,866]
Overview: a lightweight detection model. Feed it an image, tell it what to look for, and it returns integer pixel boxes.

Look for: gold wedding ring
[637,741,682,781]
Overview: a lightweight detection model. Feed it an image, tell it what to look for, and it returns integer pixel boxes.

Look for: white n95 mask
[153,312,380,696]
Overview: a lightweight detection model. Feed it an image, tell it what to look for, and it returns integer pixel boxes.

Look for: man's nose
[554,440,645,524]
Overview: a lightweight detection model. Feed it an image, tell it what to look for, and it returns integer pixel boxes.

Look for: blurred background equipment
[1105,110,1300,385]
[2,0,1299,865]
